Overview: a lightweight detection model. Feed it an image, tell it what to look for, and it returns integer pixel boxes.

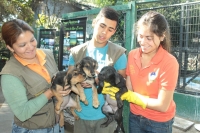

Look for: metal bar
[175,89,200,96]
[177,5,184,89]
[137,1,200,11]
[136,0,164,4]
[186,71,200,85]
[62,4,131,19]
[131,1,137,51]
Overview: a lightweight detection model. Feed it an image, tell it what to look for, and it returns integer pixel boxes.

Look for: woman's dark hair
[96,7,119,28]
[1,19,34,48]
[135,11,171,52]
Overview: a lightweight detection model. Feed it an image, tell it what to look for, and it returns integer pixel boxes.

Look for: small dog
[75,56,100,108]
[97,66,128,133]
[51,68,86,127]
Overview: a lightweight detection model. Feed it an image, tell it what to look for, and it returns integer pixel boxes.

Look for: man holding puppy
[67,7,127,133]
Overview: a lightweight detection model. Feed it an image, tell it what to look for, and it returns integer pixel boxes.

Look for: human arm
[44,89,53,100]
[114,53,127,78]
[125,76,174,112]
[1,75,50,121]
[145,88,174,112]
[67,65,74,72]
[118,69,126,79]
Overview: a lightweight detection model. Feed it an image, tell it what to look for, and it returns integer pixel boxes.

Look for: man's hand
[59,85,71,96]
[81,82,92,88]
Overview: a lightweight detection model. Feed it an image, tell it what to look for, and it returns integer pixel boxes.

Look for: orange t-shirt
[126,46,179,122]
[14,49,51,83]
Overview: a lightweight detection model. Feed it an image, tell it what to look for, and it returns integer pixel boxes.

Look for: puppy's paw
[55,105,61,111]
[117,100,123,109]
[93,100,100,108]
[59,119,64,127]
[55,109,60,114]
[84,99,88,105]
[76,107,82,112]
[80,94,86,103]
[74,115,80,120]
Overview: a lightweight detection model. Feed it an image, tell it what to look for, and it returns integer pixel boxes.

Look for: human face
[92,16,117,47]
[7,31,37,60]
[137,25,164,56]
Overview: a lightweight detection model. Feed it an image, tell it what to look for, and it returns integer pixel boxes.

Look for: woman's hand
[59,85,71,96]
[44,89,54,100]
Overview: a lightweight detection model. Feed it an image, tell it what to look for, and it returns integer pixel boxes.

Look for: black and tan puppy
[51,57,100,127]
[75,56,100,108]
[97,66,128,133]
[51,68,86,127]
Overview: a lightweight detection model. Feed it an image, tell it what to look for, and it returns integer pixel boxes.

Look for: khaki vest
[0,49,58,129]
[70,41,126,65]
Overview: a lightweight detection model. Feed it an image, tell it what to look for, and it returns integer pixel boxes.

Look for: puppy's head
[66,67,86,85]
[97,66,120,93]
[51,71,67,91]
[76,56,98,77]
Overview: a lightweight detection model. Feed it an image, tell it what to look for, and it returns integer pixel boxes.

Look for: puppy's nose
[91,73,96,77]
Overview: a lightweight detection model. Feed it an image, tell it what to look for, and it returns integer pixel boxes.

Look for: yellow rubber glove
[102,82,148,109]
[121,90,148,109]
[102,82,119,99]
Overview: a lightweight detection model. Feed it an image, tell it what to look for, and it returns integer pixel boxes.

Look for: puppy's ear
[97,80,104,94]
[66,72,72,84]
[51,76,56,84]
[76,63,81,70]
[115,72,120,84]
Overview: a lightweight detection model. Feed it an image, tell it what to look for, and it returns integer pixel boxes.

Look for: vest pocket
[15,101,55,129]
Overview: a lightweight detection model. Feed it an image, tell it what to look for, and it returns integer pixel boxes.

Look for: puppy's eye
[85,65,89,68]
[73,73,77,76]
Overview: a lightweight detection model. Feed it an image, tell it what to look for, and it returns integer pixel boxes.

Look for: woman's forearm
[1,75,48,121]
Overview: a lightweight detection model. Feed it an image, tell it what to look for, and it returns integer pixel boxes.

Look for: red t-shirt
[126,46,179,122]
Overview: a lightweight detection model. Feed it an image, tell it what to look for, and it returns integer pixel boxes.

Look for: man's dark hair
[96,7,119,27]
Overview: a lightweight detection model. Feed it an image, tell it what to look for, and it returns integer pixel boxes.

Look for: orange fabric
[126,46,179,122]
[14,49,51,83]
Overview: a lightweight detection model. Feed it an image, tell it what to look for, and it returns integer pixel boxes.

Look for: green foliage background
[0,0,198,50]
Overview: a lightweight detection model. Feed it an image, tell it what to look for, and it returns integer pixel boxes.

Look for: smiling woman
[0,19,67,133]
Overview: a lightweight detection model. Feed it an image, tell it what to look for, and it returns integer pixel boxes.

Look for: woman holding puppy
[0,19,69,133]
[104,11,179,133]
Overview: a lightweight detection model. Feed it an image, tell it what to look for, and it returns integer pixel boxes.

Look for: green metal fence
[137,1,200,96]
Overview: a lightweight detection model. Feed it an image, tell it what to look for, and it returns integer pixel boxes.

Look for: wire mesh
[137,2,200,95]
